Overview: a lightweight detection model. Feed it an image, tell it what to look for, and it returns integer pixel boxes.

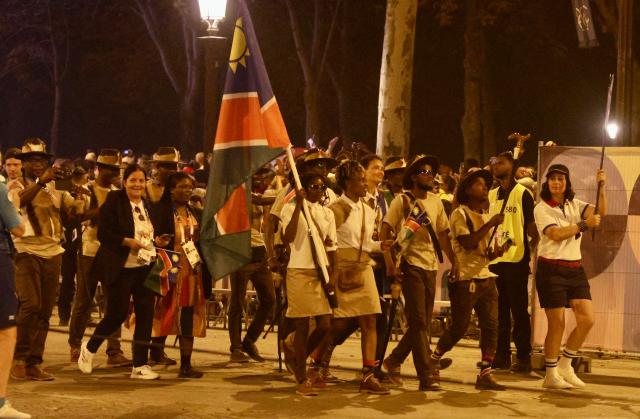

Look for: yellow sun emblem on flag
[229,17,250,73]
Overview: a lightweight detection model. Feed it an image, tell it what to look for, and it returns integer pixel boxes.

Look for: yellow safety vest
[488,183,530,264]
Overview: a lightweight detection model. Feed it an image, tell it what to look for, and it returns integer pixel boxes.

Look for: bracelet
[577,221,588,232]
[35,177,46,188]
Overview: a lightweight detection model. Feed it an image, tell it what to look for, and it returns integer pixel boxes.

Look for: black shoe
[242,339,265,362]
[476,370,506,391]
[510,359,532,374]
[419,374,441,391]
[491,357,511,370]
[179,365,204,378]
[439,358,453,370]
[230,349,250,363]
[149,352,177,366]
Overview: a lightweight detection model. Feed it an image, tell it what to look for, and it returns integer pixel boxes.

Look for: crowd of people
[0,136,605,416]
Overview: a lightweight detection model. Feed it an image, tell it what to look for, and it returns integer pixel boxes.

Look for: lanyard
[174,205,194,244]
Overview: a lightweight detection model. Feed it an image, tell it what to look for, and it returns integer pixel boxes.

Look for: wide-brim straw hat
[402,154,440,189]
[455,168,493,204]
[17,138,53,160]
[151,147,180,164]
[96,149,122,169]
[298,148,338,170]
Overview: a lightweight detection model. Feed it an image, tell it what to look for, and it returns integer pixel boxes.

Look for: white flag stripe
[222,92,259,100]
[213,139,269,150]
[260,96,277,113]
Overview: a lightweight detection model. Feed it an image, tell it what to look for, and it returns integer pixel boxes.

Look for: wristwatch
[35,177,46,188]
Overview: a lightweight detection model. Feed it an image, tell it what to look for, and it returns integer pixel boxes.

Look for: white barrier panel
[533,146,640,352]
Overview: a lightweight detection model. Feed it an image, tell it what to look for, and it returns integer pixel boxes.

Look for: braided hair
[335,160,365,191]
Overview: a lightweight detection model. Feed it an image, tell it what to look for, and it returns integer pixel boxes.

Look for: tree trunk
[304,84,321,141]
[481,64,497,162]
[461,0,485,163]
[50,82,62,155]
[376,0,418,160]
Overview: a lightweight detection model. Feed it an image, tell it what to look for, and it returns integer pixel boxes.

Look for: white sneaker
[557,365,586,389]
[0,401,32,418]
[542,373,574,389]
[130,365,159,380]
[77,341,95,374]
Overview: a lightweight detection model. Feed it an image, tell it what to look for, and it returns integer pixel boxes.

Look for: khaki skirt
[333,248,381,318]
[286,268,332,318]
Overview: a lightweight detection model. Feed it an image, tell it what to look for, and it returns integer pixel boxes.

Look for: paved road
[8,324,640,418]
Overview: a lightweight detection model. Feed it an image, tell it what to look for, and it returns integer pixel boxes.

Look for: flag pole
[285,145,338,307]
[593,73,615,241]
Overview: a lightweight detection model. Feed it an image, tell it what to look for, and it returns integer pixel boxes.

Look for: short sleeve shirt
[449,206,496,281]
[383,192,449,271]
[534,198,589,261]
[281,201,337,269]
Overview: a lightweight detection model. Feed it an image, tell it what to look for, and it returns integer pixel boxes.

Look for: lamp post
[198,0,228,155]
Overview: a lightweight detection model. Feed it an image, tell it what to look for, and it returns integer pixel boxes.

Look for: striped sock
[559,348,578,369]
[431,349,444,362]
[545,358,558,370]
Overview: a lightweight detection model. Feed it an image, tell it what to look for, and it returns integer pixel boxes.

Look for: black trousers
[228,247,276,352]
[87,265,154,367]
[58,241,79,322]
[490,260,532,361]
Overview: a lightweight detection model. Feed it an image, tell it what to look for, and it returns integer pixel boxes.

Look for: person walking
[534,164,605,389]
[0,181,30,418]
[77,164,170,380]
[280,173,336,396]
[150,172,210,378]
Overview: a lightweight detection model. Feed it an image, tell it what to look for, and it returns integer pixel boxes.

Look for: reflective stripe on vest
[488,183,529,264]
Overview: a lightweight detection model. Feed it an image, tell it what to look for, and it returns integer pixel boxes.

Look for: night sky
[0,0,617,168]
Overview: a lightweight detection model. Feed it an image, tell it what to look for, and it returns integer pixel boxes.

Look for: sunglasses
[307,184,327,191]
[415,169,434,177]
[134,206,146,222]
[310,161,327,169]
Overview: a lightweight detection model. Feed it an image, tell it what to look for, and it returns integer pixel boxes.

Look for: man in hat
[146,147,179,203]
[227,166,277,363]
[8,138,82,381]
[430,169,506,390]
[67,149,131,367]
[488,151,539,372]
[380,154,458,391]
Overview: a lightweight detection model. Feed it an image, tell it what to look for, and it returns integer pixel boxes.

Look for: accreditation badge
[182,240,201,269]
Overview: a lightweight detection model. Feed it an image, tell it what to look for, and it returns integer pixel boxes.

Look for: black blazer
[91,189,153,285]
[150,199,212,298]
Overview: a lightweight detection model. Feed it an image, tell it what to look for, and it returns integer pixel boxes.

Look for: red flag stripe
[215,97,266,144]
[214,185,250,235]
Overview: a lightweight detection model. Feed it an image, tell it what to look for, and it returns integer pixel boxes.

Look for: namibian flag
[394,203,429,254]
[200,0,290,280]
[143,249,181,296]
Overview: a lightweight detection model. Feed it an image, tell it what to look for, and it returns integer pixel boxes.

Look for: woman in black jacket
[77,164,170,380]
[149,171,210,378]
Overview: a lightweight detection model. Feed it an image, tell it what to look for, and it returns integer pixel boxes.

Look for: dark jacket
[91,189,153,285]
[150,198,212,298]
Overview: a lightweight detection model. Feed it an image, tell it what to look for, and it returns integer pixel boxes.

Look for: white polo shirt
[335,195,381,253]
[534,198,590,261]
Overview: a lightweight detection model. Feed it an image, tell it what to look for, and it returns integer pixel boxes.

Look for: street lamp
[198,0,228,35]
[198,0,228,154]
[606,122,619,140]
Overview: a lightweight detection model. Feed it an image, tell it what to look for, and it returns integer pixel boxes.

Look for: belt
[538,257,581,268]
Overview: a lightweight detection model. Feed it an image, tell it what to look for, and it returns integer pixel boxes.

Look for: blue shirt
[0,183,21,252]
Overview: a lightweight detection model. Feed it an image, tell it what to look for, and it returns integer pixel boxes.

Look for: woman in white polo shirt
[533,164,606,389]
